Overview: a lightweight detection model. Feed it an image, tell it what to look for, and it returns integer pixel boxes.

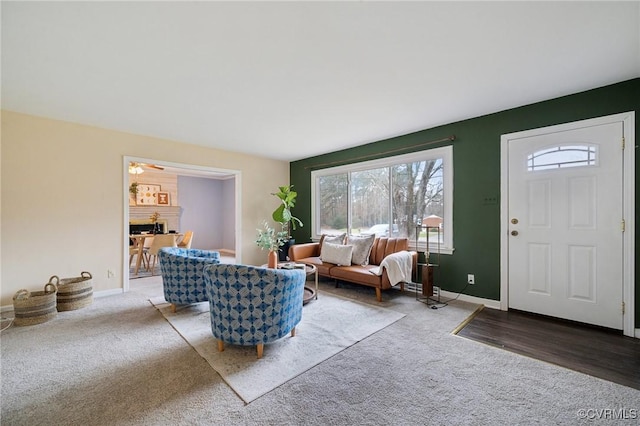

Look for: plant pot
[278,238,295,262]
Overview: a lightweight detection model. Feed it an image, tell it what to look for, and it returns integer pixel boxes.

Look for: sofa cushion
[330,264,382,287]
[370,238,409,265]
[347,234,376,266]
[319,233,346,252]
[320,242,353,266]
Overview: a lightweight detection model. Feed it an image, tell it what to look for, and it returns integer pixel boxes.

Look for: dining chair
[147,234,177,274]
[129,244,147,270]
[177,230,193,249]
[141,235,154,270]
[129,238,149,269]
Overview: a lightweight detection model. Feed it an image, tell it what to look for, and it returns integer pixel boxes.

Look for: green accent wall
[290,78,640,328]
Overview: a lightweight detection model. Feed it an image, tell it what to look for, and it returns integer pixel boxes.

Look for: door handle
[511,230,519,236]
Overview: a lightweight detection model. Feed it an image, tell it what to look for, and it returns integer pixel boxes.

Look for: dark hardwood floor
[455,307,640,390]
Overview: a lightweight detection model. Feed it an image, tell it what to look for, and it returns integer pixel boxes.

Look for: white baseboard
[635,329,640,339]
[438,289,501,310]
[1,288,124,315]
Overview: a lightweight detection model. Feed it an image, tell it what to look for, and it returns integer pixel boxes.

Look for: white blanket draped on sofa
[369,250,413,286]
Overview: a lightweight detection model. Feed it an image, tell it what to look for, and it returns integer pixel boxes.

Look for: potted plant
[149,211,161,234]
[255,221,288,268]
[129,182,139,205]
[271,185,303,261]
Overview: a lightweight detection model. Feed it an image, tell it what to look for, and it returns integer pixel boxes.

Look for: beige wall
[0,111,289,307]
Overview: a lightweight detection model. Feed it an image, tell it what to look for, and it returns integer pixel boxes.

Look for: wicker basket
[13,282,58,326]
[52,271,93,311]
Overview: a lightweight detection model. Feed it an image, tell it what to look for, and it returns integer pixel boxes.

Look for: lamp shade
[129,164,144,175]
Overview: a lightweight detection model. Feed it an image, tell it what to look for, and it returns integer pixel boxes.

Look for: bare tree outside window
[317,159,443,240]
[392,159,443,240]
[318,174,348,234]
[313,146,452,251]
[351,168,389,235]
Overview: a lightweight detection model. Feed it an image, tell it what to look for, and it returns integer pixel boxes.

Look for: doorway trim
[499,112,635,337]
[122,156,242,292]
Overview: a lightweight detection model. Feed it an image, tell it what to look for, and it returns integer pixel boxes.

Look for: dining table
[129,233,183,276]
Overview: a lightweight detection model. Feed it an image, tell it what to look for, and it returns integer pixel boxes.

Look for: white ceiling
[2,2,639,162]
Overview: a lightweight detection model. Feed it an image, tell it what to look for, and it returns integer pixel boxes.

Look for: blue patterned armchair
[159,247,221,312]
[203,264,306,359]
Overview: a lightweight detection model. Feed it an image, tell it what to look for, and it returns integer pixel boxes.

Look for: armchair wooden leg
[290,327,296,337]
[256,343,264,359]
[400,282,405,292]
[217,340,225,352]
[375,288,382,302]
[170,303,176,313]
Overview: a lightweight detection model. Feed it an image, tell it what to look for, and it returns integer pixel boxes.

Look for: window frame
[311,146,454,254]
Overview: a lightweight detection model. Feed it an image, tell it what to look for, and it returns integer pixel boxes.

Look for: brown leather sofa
[289,237,417,302]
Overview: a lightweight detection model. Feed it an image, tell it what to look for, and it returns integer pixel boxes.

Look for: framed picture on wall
[157,191,169,205]
[136,184,161,205]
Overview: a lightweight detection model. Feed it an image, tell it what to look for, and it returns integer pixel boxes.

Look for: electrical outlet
[107,269,115,278]
[467,274,475,285]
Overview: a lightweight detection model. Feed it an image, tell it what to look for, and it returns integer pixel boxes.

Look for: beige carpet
[150,292,405,403]
[3,277,639,424]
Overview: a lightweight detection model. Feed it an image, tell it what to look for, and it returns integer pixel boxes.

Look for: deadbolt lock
[511,230,519,236]
[511,218,519,224]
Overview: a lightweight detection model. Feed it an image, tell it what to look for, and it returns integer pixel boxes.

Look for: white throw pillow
[320,242,353,266]
[347,234,376,266]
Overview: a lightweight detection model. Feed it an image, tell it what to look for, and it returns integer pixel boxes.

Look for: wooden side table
[286,263,318,304]
[302,264,318,302]
[262,263,318,304]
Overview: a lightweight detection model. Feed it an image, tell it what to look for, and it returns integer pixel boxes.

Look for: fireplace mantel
[130,206,181,231]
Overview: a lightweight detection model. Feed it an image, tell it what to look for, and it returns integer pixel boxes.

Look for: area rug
[150,292,405,403]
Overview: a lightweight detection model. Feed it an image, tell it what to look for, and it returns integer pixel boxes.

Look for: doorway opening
[123,156,241,291]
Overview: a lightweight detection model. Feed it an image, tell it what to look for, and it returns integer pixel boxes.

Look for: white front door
[505,119,624,330]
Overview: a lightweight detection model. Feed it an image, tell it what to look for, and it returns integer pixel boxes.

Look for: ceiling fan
[128,162,164,174]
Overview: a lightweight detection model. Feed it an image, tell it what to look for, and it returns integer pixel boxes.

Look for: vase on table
[267,250,278,269]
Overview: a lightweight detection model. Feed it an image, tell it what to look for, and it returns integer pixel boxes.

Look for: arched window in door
[527,144,597,171]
